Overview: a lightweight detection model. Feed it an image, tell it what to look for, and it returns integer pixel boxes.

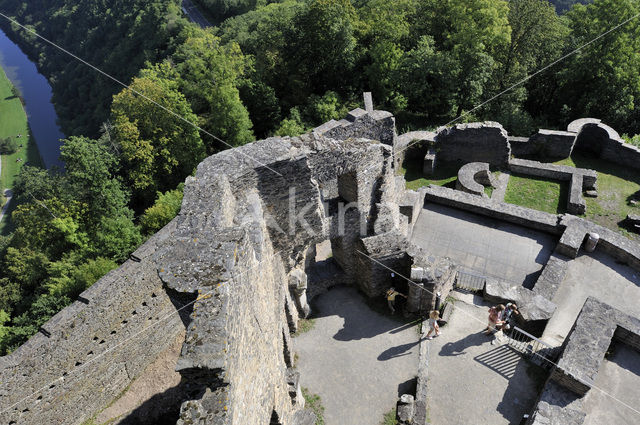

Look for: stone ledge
[552,298,640,397]
[532,252,570,301]
[456,162,491,197]
[423,185,562,234]
[558,215,640,271]
[484,278,556,325]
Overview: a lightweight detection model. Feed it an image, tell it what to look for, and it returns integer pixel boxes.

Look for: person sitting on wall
[386,286,407,315]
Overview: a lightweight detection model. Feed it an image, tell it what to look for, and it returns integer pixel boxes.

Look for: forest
[0,0,639,353]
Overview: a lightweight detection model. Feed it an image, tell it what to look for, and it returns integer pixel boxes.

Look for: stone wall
[0,221,193,425]
[558,215,640,271]
[313,108,396,146]
[435,122,510,166]
[456,162,492,198]
[510,130,577,160]
[508,158,597,215]
[0,107,409,424]
[571,119,640,170]
[422,185,562,234]
[550,298,640,396]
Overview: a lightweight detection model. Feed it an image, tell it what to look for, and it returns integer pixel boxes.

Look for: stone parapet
[423,185,562,234]
[551,298,640,396]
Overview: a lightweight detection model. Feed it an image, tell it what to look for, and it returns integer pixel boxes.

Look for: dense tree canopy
[111,63,206,203]
[2,0,640,353]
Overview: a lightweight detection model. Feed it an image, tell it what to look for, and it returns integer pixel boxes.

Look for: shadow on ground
[309,285,419,342]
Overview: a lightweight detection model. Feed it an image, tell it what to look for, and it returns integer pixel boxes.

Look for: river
[0,27,64,169]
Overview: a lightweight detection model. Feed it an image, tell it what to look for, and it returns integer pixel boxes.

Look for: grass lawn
[0,65,43,234]
[398,156,460,191]
[504,173,568,214]
[556,154,640,237]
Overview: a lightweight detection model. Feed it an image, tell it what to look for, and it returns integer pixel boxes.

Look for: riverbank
[0,65,42,234]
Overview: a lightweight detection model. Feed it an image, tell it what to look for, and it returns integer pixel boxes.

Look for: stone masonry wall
[435,122,510,166]
[0,220,192,425]
[0,109,405,424]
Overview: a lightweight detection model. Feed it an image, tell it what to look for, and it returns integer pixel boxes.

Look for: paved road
[0,189,12,224]
[295,286,420,425]
[182,0,212,28]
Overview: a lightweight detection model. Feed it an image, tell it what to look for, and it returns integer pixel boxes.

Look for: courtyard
[411,203,556,287]
[295,286,420,425]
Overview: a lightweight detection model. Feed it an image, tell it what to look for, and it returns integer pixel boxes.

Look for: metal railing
[507,326,560,369]
[454,270,486,292]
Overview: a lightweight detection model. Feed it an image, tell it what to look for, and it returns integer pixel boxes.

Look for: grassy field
[0,65,43,234]
[504,173,568,214]
[556,155,640,237]
[398,156,460,191]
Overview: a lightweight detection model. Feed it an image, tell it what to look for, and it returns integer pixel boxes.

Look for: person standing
[386,287,406,314]
[502,303,520,331]
[426,310,441,340]
[485,304,505,334]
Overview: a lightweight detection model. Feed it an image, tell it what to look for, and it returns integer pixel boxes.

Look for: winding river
[0,27,64,169]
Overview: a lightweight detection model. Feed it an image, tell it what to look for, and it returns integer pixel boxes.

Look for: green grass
[302,387,325,425]
[398,156,460,191]
[380,407,398,425]
[294,318,316,336]
[556,154,640,237]
[504,173,568,214]
[0,65,43,234]
[484,185,494,198]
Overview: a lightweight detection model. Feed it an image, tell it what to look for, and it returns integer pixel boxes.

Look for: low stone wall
[435,122,511,166]
[531,252,570,302]
[529,130,577,160]
[551,298,640,396]
[508,158,597,215]
[571,118,640,171]
[456,162,491,197]
[423,185,562,234]
[558,215,640,271]
[508,158,596,187]
[508,136,536,157]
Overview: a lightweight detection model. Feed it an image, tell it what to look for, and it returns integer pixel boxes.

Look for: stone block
[423,185,562,235]
[397,394,415,424]
[456,162,491,197]
[484,278,556,332]
[567,174,586,215]
[435,121,510,166]
[423,149,436,175]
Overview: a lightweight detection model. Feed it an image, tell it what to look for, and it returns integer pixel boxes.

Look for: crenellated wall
[0,109,413,425]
